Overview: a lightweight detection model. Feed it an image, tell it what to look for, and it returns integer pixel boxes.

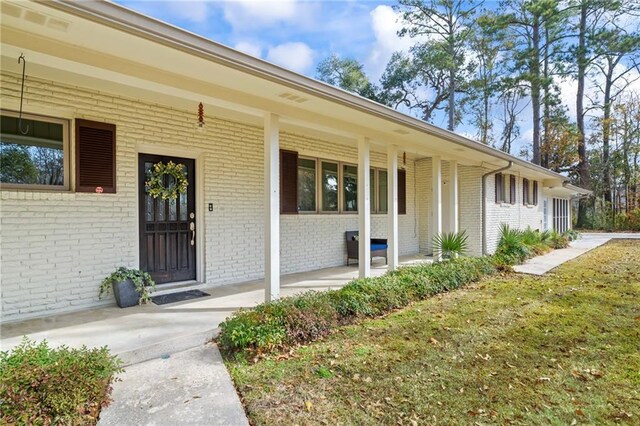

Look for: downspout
[482,161,513,255]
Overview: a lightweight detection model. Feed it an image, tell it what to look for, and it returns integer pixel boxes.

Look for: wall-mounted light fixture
[402,152,407,169]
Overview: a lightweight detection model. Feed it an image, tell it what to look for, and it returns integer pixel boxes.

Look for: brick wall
[484,170,546,254]
[415,158,483,256]
[0,72,419,321]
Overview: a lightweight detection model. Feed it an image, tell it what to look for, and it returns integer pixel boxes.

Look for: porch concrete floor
[0,254,431,364]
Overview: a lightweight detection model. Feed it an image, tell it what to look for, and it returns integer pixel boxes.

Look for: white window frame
[0,109,71,191]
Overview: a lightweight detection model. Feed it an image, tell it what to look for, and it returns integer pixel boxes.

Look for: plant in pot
[99,267,156,308]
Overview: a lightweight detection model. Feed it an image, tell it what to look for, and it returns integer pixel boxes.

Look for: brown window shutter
[533,181,538,205]
[76,119,116,193]
[523,178,529,205]
[398,169,406,214]
[510,174,516,204]
[495,173,502,202]
[280,150,298,214]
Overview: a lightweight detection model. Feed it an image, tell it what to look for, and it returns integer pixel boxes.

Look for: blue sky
[116,1,399,79]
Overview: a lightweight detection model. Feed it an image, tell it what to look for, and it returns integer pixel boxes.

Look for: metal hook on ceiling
[18,53,30,135]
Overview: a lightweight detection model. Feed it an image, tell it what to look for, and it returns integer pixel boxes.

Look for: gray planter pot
[112,279,139,308]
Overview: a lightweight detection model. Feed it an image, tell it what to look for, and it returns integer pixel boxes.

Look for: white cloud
[266,42,315,73]
[365,5,414,80]
[222,0,303,29]
[365,5,435,80]
[234,41,262,58]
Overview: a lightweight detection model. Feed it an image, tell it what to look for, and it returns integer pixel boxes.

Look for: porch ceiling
[0,0,578,180]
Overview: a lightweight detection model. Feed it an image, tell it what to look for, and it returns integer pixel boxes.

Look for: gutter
[482,161,513,255]
[563,182,593,198]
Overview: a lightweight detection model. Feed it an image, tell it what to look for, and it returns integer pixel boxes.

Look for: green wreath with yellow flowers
[145,161,188,200]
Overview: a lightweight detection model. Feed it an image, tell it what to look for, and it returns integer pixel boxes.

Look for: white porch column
[387,145,399,270]
[264,113,280,302]
[448,160,459,233]
[358,136,371,278]
[432,156,442,261]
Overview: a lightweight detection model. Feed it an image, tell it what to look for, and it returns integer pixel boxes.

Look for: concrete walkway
[98,344,248,426]
[513,232,640,275]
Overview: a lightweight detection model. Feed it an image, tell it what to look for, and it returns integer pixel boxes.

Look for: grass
[225,240,640,425]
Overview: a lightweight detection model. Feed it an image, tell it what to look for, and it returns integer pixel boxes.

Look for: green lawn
[226,240,640,425]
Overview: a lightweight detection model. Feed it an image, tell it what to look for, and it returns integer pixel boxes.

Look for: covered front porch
[0,254,431,365]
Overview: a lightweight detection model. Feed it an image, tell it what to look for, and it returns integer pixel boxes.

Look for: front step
[152,280,211,296]
[115,327,221,367]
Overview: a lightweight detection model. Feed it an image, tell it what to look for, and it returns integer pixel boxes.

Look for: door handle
[190,222,195,246]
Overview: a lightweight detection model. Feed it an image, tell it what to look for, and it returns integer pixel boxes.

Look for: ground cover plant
[0,338,123,425]
[219,256,497,357]
[225,240,640,425]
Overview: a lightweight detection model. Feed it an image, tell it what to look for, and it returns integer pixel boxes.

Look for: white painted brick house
[0,1,589,323]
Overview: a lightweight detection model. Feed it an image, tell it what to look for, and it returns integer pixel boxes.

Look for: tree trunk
[448,14,456,133]
[449,67,455,131]
[541,23,551,169]
[576,1,590,228]
[531,17,542,165]
[483,89,490,144]
[603,62,613,204]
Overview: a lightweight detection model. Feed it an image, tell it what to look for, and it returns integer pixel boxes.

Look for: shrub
[432,231,469,260]
[562,229,581,241]
[521,227,554,255]
[218,257,499,357]
[550,230,570,249]
[615,209,640,231]
[496,223,530,263]
[0,338,122,425]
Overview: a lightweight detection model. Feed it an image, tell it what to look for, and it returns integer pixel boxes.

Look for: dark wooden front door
[139,154,196,284]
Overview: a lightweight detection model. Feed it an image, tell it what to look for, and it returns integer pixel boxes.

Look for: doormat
[151,289,210,305]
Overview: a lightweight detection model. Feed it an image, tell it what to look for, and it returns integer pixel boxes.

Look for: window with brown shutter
[398,169,407,215]
[533,181,538,205]
[495,173,503,203]
[280,150,298,214]
[510,174,516,204]
[75,119,116,193]
[523,178,529,205]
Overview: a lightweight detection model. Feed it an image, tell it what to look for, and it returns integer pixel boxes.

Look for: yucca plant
[539,230,552,244]
[563,229,580,241]
[496,223,530,262]
[521,227,542,246]
[433,231,469,260]
[521,227,553,255]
